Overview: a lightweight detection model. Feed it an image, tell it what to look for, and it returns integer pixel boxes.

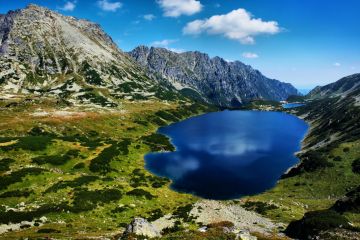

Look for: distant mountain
[296,74,360,150]
[0,4,180,107]
[129,46,300,107]
[307,74,360,99]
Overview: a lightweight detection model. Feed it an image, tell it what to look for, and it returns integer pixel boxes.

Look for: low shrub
[0,158,15,172]
[172,204,195,222]
[126,189,155,200]
[146,208,164,222]
[32,150,80,166]
[332,185,360,213]
[71,188,123,212]
[285,210,353,239]
[37,228,61,233]
[44,175,99,193]
[0,168,47,190]
[284,151,334,177]
[1,136,54,151]
[243,201,278,215]
[352,159,360,174]
[73,162,86,169]
[141,134,174,152]
[89,139,131,173]
[0,189,33,198]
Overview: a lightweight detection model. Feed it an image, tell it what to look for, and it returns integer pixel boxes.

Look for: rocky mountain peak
[0,5,180,107]
[129,46,300,107]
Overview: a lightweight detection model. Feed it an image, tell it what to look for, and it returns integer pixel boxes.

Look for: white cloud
[143,14,156,21]
[168,48,185,53]
[333,62,341,67]
[97,0,122,12]
[151,39,185,53]
[183,8,280,44]
[151,39,178,47]
[242,52,259,59]
[157,0,202,17]
[59,1,76,11]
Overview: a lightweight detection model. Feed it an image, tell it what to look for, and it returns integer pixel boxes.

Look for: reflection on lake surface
[145,110,308,200]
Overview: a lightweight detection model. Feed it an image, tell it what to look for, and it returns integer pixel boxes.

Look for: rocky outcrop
[122,218,161,238]
[129,46,300,107]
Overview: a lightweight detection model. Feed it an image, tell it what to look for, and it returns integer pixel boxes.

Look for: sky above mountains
[1,0,359,89]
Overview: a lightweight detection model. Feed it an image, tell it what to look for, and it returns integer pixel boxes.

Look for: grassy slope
[246,141,360,225]
[0,96,214,239]
[243,95,360,236]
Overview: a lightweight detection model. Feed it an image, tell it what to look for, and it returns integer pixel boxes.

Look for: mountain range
[129,46,299,107]
[0,4,299,108]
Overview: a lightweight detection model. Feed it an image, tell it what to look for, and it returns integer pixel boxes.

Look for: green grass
[246,141,360,225]
[0,99,208,238]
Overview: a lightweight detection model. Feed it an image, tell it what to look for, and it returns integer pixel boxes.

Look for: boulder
[236,230,257,240]
[123,218,160,238]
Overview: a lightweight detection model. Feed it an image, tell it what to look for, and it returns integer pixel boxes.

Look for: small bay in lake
[145,110,308,200]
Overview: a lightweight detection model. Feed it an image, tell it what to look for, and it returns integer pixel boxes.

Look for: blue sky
[1,0,359,89]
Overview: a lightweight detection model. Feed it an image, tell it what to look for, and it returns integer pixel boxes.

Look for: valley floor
[0,96,359,239]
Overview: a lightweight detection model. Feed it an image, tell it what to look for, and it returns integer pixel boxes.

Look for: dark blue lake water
[145,110,308,200]
[282,103,305,109]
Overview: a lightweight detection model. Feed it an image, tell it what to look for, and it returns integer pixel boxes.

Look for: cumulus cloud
[143,14,156,21]
[333,62,341,67]
[157,0,202,17]
[183,8,280,44]
[242,52,259,59]
[59,1,76,11]
[97,0,122,12]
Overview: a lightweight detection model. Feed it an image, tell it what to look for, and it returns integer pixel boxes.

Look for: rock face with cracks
[129,46,300,107]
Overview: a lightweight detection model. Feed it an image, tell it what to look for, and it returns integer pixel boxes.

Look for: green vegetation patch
[32,149,80,166]
[172,204,195,223]
[0,158,15,172]
[155,110,179,122]
[146,208,165,222]
[332,185,360,213]
[141,133,175,152]
[130,169,169,188]
[126,188,155,200]
[37,228,61,233]
[45,175,99,193]
[352,159,360,174]
[0,167,47,190]
[0,136,54,151]
[0,202,70,224]
[78,92,118,107]
[285,210,354,239]
[117,82,143,93]
[81,62,103,86]
[71,188,123,212]
[243,201,279,215]
[89,139,131,173]
[0,189,33,198]
[284,151,334,178]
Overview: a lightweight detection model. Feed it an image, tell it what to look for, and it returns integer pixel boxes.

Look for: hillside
[245,74,360,240]
[307,73,360,100]
[129,46,299,107]
[0,4,182,107]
